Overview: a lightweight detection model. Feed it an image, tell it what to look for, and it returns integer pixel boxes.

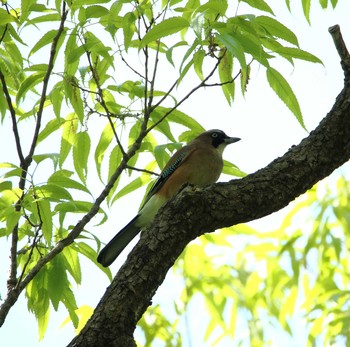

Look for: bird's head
[193,129,240,154]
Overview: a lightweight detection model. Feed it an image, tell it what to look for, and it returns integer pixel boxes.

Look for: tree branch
[69,26,350,346]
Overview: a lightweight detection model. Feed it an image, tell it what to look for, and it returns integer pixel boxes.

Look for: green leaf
[94,123,115,182]
[73,132,91,183]
[222,160,247,177]
[62,246,82,285]
[165,41,188,67]
[195,0,228,16]
[85,5,109,18]
[37,199,53,246]
[302,0,311,24]
[165,107,205,132]
[0,8,17,25]
[25,13,60,25]
[266,67,305,128]
[62,286,79,328]
[239,0,274,15]
[38,118,66,144]
[36,184,72,201]
[273,47,323,64]
[122,12,136,51]
[216,33,246,72]
[48,170,90,194]
[193,49,205,80]
[255,16,299,46]
[65,27,79,76]
[16,72,46,104]
[111,176,152,205]
[60,113,79,167]
[48,255,67,310]
[50,81,64,118]
[107,145,123,206]
[75,242,112,281]
[55,200,94,213]
[29,30,58,56]
[64,77,85,124]
[149,110,177,142]
[218,50,234,105]
[140,17,190,47]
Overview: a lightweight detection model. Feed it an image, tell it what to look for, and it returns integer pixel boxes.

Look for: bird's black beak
[225,136,241,144]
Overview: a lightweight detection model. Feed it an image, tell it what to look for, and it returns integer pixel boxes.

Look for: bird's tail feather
[97,216,141,267]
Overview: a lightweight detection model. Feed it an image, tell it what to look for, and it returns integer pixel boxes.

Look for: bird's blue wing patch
[139,151,188,209]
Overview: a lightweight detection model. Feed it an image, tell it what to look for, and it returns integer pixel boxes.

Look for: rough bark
[69,26,350,347]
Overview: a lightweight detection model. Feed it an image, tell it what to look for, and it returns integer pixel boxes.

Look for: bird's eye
[212,132,218,138]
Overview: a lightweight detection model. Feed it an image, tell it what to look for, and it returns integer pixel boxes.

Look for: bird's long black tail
[97,216,141,267]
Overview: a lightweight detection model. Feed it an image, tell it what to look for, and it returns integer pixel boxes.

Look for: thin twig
[126,165,160,176]
[146,54,226,134]
[0,71,25,163]
[85,50,126,157]
[27,3,68,163]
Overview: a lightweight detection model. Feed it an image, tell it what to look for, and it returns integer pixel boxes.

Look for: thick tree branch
[69,26,350,346]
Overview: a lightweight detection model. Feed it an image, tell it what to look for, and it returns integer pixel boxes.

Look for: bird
[97,129,240,267]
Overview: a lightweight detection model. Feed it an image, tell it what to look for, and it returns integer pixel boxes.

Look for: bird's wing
[139,146,192,210]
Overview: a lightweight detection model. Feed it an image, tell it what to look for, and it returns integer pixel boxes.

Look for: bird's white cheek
[137,195,166,228]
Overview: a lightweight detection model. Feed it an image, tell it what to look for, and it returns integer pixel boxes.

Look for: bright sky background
[0,1,350,346]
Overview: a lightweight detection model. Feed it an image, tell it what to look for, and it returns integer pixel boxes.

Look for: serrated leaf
[302,0,311,24]
[29,30,58,57]
[107,145,122,206]
[62,286,79,328]
[75,242,112,280]
[37,198,53,246]
[266,67,305,129]
[165,41,188,67]
[222,160,247,178]
[239,0,274,15]
[219,50,234,105]
[274,47,323,64]
[73,132,91,183]
[48,256,67,310]
[60,113,79,167]
[64,78,85,124]
[94,123,115,182]
[255,16,299,46]
[38,118,66,144]
[217,33,246,72]
[164,107,205,132]
[140,17,190,47]
[54,200,93,213]
[193,49,205,80]
[0,8,17,25]
[50,81,64,118]
[122,12,136,51]
[16,72,46,104]
[48,171,90,194]
[85,5,109,18]
[36,184,72,201]
[62,246,82,285]
[195,0,228,16]
[111,175,152,205]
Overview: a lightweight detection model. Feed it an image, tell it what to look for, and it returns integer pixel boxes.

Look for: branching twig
[146,54,226,134]
[85,50,126,157]
[0,0,69,324]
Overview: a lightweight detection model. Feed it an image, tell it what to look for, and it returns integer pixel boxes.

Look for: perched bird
[97,129,240,267]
